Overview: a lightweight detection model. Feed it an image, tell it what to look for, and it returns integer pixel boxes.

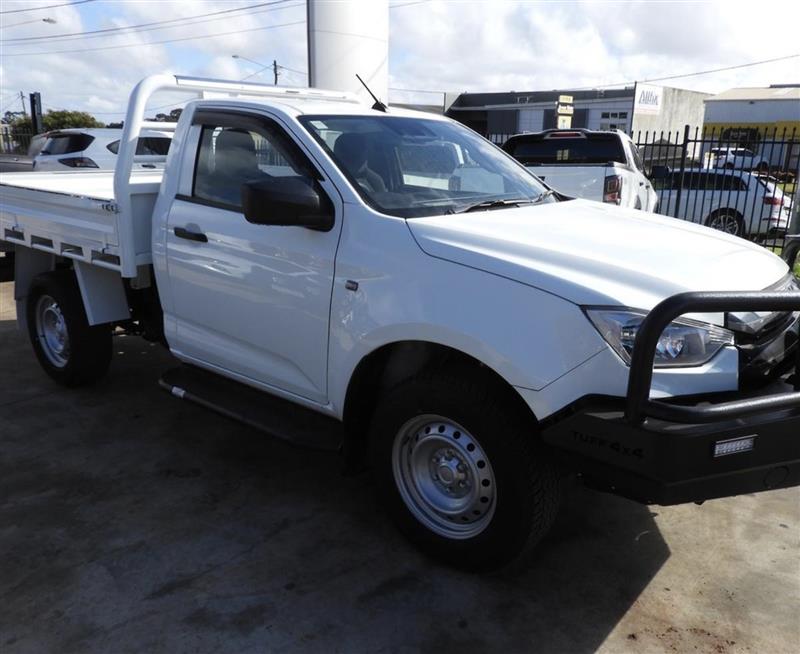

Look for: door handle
[174,226,208,243]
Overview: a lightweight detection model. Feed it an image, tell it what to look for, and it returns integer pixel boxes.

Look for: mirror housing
[242,176,334,231]
[648,164,671,180]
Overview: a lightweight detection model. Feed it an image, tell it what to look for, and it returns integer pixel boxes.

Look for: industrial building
[446,83,710,143]
[703,85,800,171]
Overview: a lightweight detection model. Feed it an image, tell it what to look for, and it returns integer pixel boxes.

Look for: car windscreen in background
[506,135,626,165]
[40,134,95,155]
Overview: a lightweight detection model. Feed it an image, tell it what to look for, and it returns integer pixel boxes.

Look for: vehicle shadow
[0,329,669,654]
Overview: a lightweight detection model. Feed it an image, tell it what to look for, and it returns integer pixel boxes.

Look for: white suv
[32,128,172,171]
[709,147,769,172]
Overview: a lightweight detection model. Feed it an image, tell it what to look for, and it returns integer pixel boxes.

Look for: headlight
[585,308,735,367]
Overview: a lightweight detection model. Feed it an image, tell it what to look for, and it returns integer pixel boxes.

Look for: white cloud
[1,0,798,121]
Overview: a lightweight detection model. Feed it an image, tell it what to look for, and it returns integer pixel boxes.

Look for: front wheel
[369,372,561,571]
[26,271,112,386]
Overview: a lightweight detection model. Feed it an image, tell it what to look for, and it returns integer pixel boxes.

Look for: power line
[1,0,297,44]
[1,17,58,29]
[278,64,306,75]
[0,96,23,114]
[0,0,94,15]
[2,2,302,45]
[572,53,800,90]
[0,19,305,57]
[389,1,430,8]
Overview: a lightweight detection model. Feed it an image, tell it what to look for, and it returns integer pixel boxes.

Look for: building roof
[706,86,800,102]
[449,87,634,110]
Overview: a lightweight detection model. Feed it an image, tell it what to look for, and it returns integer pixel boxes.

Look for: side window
[192,117,308,209]
[106,137,171,156]
[716,174,746,191]
[138,137,171,156]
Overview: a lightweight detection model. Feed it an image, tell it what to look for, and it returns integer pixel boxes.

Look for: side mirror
[241,176,334,231]
[648,164,670,180]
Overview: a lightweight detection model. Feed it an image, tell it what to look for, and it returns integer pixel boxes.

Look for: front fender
[326,216,606,417]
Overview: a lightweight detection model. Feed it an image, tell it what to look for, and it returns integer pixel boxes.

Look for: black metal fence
[633,126,799,252]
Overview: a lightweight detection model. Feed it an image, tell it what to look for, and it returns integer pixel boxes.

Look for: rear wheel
[26,271,112,386]
[706,210,744,236]
[369,372,561,571]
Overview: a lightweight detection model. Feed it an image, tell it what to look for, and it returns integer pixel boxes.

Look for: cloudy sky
[1,0,798,122]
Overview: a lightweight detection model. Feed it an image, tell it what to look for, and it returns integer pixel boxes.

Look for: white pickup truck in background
[503,129,659,211]
[1,76,799,571]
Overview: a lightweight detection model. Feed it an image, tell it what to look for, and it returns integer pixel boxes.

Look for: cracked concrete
[0,281,798,653]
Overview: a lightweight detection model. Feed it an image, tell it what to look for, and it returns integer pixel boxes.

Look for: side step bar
[159,365,343,452]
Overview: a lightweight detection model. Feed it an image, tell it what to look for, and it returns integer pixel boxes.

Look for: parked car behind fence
[635,125,798,252]
[650,168,791,237]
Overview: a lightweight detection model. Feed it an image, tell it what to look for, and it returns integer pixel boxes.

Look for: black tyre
[26,271,112,386]
[369,371,561,571]
[705,210,744,236]
[785,239,799,276]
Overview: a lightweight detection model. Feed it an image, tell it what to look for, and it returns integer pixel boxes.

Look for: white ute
[2,76,799,570]
[503,129,659,211]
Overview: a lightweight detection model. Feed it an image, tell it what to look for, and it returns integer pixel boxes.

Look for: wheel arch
[340,340,537,473]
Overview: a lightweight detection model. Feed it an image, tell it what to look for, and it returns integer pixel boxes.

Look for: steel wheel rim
[35,295,70,368]
[709,214,739,235]
[392,414,496,539]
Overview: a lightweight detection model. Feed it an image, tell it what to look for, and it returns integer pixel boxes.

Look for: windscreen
[299,115,550,218]
[505,134,626,165]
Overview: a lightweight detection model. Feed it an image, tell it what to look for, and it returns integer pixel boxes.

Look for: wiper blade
[453,198,535,214]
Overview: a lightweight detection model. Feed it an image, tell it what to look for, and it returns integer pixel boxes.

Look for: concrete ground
[0,280,798,654]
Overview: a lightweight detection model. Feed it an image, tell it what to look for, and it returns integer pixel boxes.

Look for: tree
[11,109,104,135]
[2,110,25,125]
[146,107,182,122]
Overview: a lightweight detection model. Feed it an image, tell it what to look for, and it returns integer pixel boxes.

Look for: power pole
[273,60,279,86]
[19,91,27,116]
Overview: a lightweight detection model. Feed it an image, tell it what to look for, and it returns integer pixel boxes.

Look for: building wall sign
[634,83,662,116]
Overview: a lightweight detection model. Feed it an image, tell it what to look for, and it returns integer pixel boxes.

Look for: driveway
[0,281,798,653]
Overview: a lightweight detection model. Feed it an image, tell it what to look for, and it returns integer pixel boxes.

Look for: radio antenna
[356,74,388,113]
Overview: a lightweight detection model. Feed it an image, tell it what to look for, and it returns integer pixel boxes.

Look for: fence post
[672,124,691,219]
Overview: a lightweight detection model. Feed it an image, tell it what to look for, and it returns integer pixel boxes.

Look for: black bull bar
[542,290,800,505]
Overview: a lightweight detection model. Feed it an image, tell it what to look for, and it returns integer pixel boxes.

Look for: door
[163,110,342,404]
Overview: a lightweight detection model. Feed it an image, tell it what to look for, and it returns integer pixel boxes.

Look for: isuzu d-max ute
[1,76,798,570]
